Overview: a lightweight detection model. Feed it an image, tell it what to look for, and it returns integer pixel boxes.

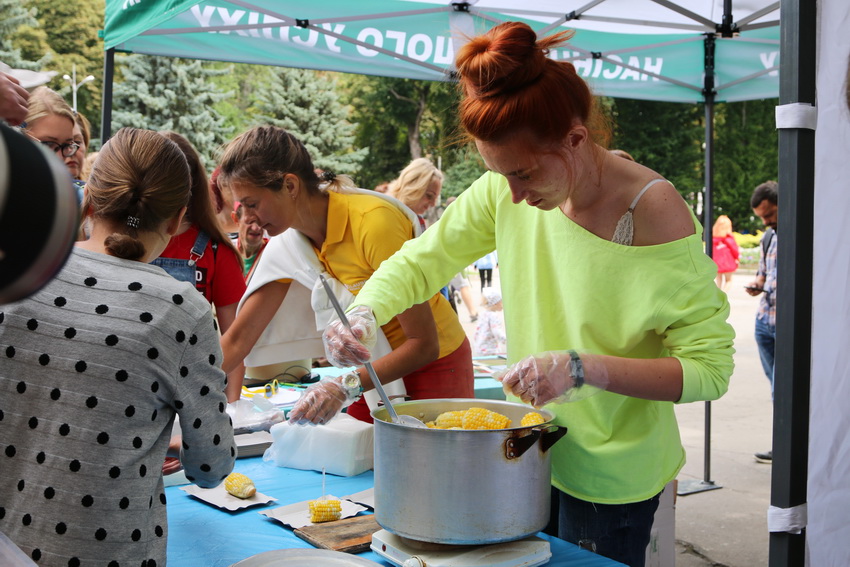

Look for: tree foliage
[609,98,705,207]
[0,0,44,70]
[713,98,779,233]
[252,68,366,176]
[609,96,778,234]
[442,144,487,198]
[112,55,232,169]
[342,75,461,189]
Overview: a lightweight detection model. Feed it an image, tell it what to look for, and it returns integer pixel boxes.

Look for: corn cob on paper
[259,495,368,529]
[180,481,275,511]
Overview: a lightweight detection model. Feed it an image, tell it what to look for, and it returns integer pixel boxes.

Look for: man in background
[745,180,778,464]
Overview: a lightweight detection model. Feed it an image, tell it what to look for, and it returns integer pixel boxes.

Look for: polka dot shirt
[0,248,236,566]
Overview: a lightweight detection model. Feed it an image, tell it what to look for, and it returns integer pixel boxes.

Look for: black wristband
[568,350,585,388]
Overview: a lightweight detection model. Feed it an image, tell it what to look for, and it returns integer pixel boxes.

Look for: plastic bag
[227,399,286,435]
[263,413,374,477]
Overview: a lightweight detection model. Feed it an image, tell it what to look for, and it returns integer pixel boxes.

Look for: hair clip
[126,216,141,228]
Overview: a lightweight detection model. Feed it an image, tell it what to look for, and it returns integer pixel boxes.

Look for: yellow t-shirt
[316,191,464,357]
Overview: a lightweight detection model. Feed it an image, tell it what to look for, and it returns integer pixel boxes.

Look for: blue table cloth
[165,456,624,566]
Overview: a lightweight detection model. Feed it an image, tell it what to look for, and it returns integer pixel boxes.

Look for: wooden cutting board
[294,514,382,554]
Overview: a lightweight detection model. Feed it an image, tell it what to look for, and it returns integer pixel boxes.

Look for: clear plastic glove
[322,305,378,367]
[288,376,350,426]
[0,73,29,126]
[496,351,607,407]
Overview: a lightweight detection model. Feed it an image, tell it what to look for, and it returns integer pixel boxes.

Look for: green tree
[112,55,233,169]
[252,68,366,176]
[343,75,461,189]
[609,98,705,208]
[442,144,487,198]
[0,0,46,69]
[713,98,779,233]
[209,62,268,137]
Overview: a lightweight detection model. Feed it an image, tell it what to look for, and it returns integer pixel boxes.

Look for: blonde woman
[21,87,81,194]
[712,215,740,291]
[387,157,444,230]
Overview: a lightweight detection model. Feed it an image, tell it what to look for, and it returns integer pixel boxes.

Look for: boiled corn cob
[224,472,256,499]
[434,410,466,429]
[461,407,512,430]
[521,412,546,427]
[432,408,513,430]
[309,498,342,523]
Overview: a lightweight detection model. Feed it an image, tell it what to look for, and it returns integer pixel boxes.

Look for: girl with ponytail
[0,127,235,566]
[320,22,734,566]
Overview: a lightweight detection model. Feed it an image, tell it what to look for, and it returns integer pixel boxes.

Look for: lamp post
[62,65,95,112]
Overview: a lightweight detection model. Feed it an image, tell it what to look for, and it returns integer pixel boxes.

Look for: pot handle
[539,425,568,454]
[504,430,541,460]
[504,425,568,459]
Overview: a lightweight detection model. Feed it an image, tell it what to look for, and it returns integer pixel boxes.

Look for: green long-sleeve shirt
[353,171,735,503]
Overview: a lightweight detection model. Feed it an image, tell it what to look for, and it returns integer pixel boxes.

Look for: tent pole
[100,48,115,144]
[701,91,715,484]
[678,33,722,497]
[769,0,814,565]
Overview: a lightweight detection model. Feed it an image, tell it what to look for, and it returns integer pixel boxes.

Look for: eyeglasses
[39,140,81,158]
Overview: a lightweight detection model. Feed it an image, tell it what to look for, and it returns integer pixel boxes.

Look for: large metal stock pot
[370,398,567,545]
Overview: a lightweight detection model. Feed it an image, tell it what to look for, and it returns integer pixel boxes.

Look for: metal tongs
[319,275,427,428]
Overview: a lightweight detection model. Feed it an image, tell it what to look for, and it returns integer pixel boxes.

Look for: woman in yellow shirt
[218,126,473,423]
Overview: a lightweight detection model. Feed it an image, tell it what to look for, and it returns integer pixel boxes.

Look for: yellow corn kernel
[425,421,437,428]
[461,407,512,430]
[224,472,256,499]
[435,410,466,429]
[309,498,342,523]
[520,412,546,427]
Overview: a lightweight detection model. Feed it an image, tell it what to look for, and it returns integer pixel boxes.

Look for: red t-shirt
[159,224,246,307]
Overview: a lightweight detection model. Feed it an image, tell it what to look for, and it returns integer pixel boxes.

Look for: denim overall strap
[150,230,211,285]
[188,230,210,266]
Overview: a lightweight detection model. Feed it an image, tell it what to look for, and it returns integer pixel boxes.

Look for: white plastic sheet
[808,0,850,563]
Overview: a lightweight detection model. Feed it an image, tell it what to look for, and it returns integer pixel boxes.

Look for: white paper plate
[180,483,276,511]
[230,548,382,566]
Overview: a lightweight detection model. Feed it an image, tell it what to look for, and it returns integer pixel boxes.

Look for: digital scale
[371,529,551,567]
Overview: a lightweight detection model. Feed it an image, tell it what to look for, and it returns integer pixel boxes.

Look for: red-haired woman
[317,22,734,567]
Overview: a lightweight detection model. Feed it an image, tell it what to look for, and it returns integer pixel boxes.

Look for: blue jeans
[554,488,660,567]
[754,316,776,397]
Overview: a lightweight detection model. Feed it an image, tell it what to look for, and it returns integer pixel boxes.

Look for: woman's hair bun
[457,22,553,98]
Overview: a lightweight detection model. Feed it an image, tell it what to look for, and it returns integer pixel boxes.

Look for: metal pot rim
[370,398,555,430]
